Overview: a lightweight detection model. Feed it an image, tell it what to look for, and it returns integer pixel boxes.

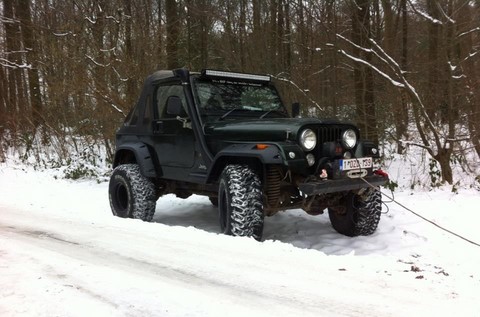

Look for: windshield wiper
[219,108,241,121]
[259,109,286,119]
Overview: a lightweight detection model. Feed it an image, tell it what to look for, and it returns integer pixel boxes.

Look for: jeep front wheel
[218,164,264,241]
[109,164,157,222]
[328,187,382,237]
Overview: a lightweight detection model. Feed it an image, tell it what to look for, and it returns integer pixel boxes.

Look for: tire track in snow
[0,222,386,317]
[0,206,460,317]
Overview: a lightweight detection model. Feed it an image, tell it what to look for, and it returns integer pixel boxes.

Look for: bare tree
[166,0,180,69]
[455,1,480,159]
[351,0,378,144]
[17,0,43,128]
[0,0,479,183]
[3,0,22,127]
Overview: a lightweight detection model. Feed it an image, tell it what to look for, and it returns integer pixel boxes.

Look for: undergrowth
[2,127,479,190]
[380,128,480,192]
[1,130,111,182]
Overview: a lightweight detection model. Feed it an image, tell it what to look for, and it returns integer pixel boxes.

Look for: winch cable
[360,176,480,248]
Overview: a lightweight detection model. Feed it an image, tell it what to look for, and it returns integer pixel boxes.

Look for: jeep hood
[204,118,345,142]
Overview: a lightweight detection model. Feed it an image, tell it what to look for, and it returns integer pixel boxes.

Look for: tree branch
[270,74,325,112]
[407,0,443,25]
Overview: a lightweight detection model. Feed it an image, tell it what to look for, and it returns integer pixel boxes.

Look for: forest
[0,0,479,185]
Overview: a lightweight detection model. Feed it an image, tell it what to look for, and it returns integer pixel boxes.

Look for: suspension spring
[266,166,282,208]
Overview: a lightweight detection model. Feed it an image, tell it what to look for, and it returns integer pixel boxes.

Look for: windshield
[193,78,286,119]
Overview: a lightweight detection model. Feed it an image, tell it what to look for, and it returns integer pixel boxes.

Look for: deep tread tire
[218,164,264,240]
[109,164,156,222]
[328,187,382,237]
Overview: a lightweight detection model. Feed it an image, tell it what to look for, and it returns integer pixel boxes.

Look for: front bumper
[298,174,388,196]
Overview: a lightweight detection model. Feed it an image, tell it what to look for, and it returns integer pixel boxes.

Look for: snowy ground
[1,163,480,316]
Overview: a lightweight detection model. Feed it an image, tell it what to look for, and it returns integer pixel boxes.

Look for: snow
[335,34,406,89]
[52,32,73,37]
[0,58,32,69]
[85,54,111,68]
[1,162,480,316]
[412,8,443,25]
[458,27,480,39]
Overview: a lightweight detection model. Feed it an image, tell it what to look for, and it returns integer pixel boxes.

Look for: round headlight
[299,129,317,151]
[342,129,357,149]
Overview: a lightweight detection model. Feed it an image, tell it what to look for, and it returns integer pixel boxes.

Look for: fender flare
[206,143,283,183]
[113,142,157,178]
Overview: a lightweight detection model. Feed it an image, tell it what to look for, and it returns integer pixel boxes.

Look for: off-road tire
[328,187,382,237]
[218,164,264,240]
[109,164,156,222]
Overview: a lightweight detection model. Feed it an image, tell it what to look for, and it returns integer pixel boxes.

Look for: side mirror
[292,102,300,118]
[166,96,186,116]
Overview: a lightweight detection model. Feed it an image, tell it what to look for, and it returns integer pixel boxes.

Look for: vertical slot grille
[317,126,342,144]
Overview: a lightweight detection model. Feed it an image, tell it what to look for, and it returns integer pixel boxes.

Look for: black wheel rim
[115,183,129,213]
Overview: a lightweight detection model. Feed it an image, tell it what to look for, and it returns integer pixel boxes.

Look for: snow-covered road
[1,165,479,316]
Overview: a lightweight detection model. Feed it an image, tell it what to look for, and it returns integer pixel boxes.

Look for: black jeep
[108,69,388,240]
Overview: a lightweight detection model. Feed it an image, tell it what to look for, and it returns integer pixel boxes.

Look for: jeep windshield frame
[191,74,288,122]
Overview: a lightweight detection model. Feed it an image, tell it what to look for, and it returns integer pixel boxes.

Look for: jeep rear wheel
[218,164,264,241]
[109,164,157,222]
[328,187,382,237]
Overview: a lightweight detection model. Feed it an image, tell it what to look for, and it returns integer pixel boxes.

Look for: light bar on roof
[204,69,270,82]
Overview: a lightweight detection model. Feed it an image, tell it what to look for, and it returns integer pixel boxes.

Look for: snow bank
[1,163,480,316]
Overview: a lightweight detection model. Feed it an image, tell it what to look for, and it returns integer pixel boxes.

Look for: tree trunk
[157,0,163,64]
[326,0,338,115]
[276,0,284,71]
[352,0,378,144]
[199,0,208,69]
[381,0,405,153]
[0,65,6,134]
[224,1,237,69]
[186,0,192,68]
[3,0,20,126]
[397,0,409,153]
[435,149,453,185]
[426,0,441,121]
[124,0,135,108]
[166,0,180,69]
[283,0,292,72]
[253,0,260,32]
[239,0,246,71]
[269,0,278,73]
[17,0,43,128]
[250,0,267,72]
[458,1,480,159]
